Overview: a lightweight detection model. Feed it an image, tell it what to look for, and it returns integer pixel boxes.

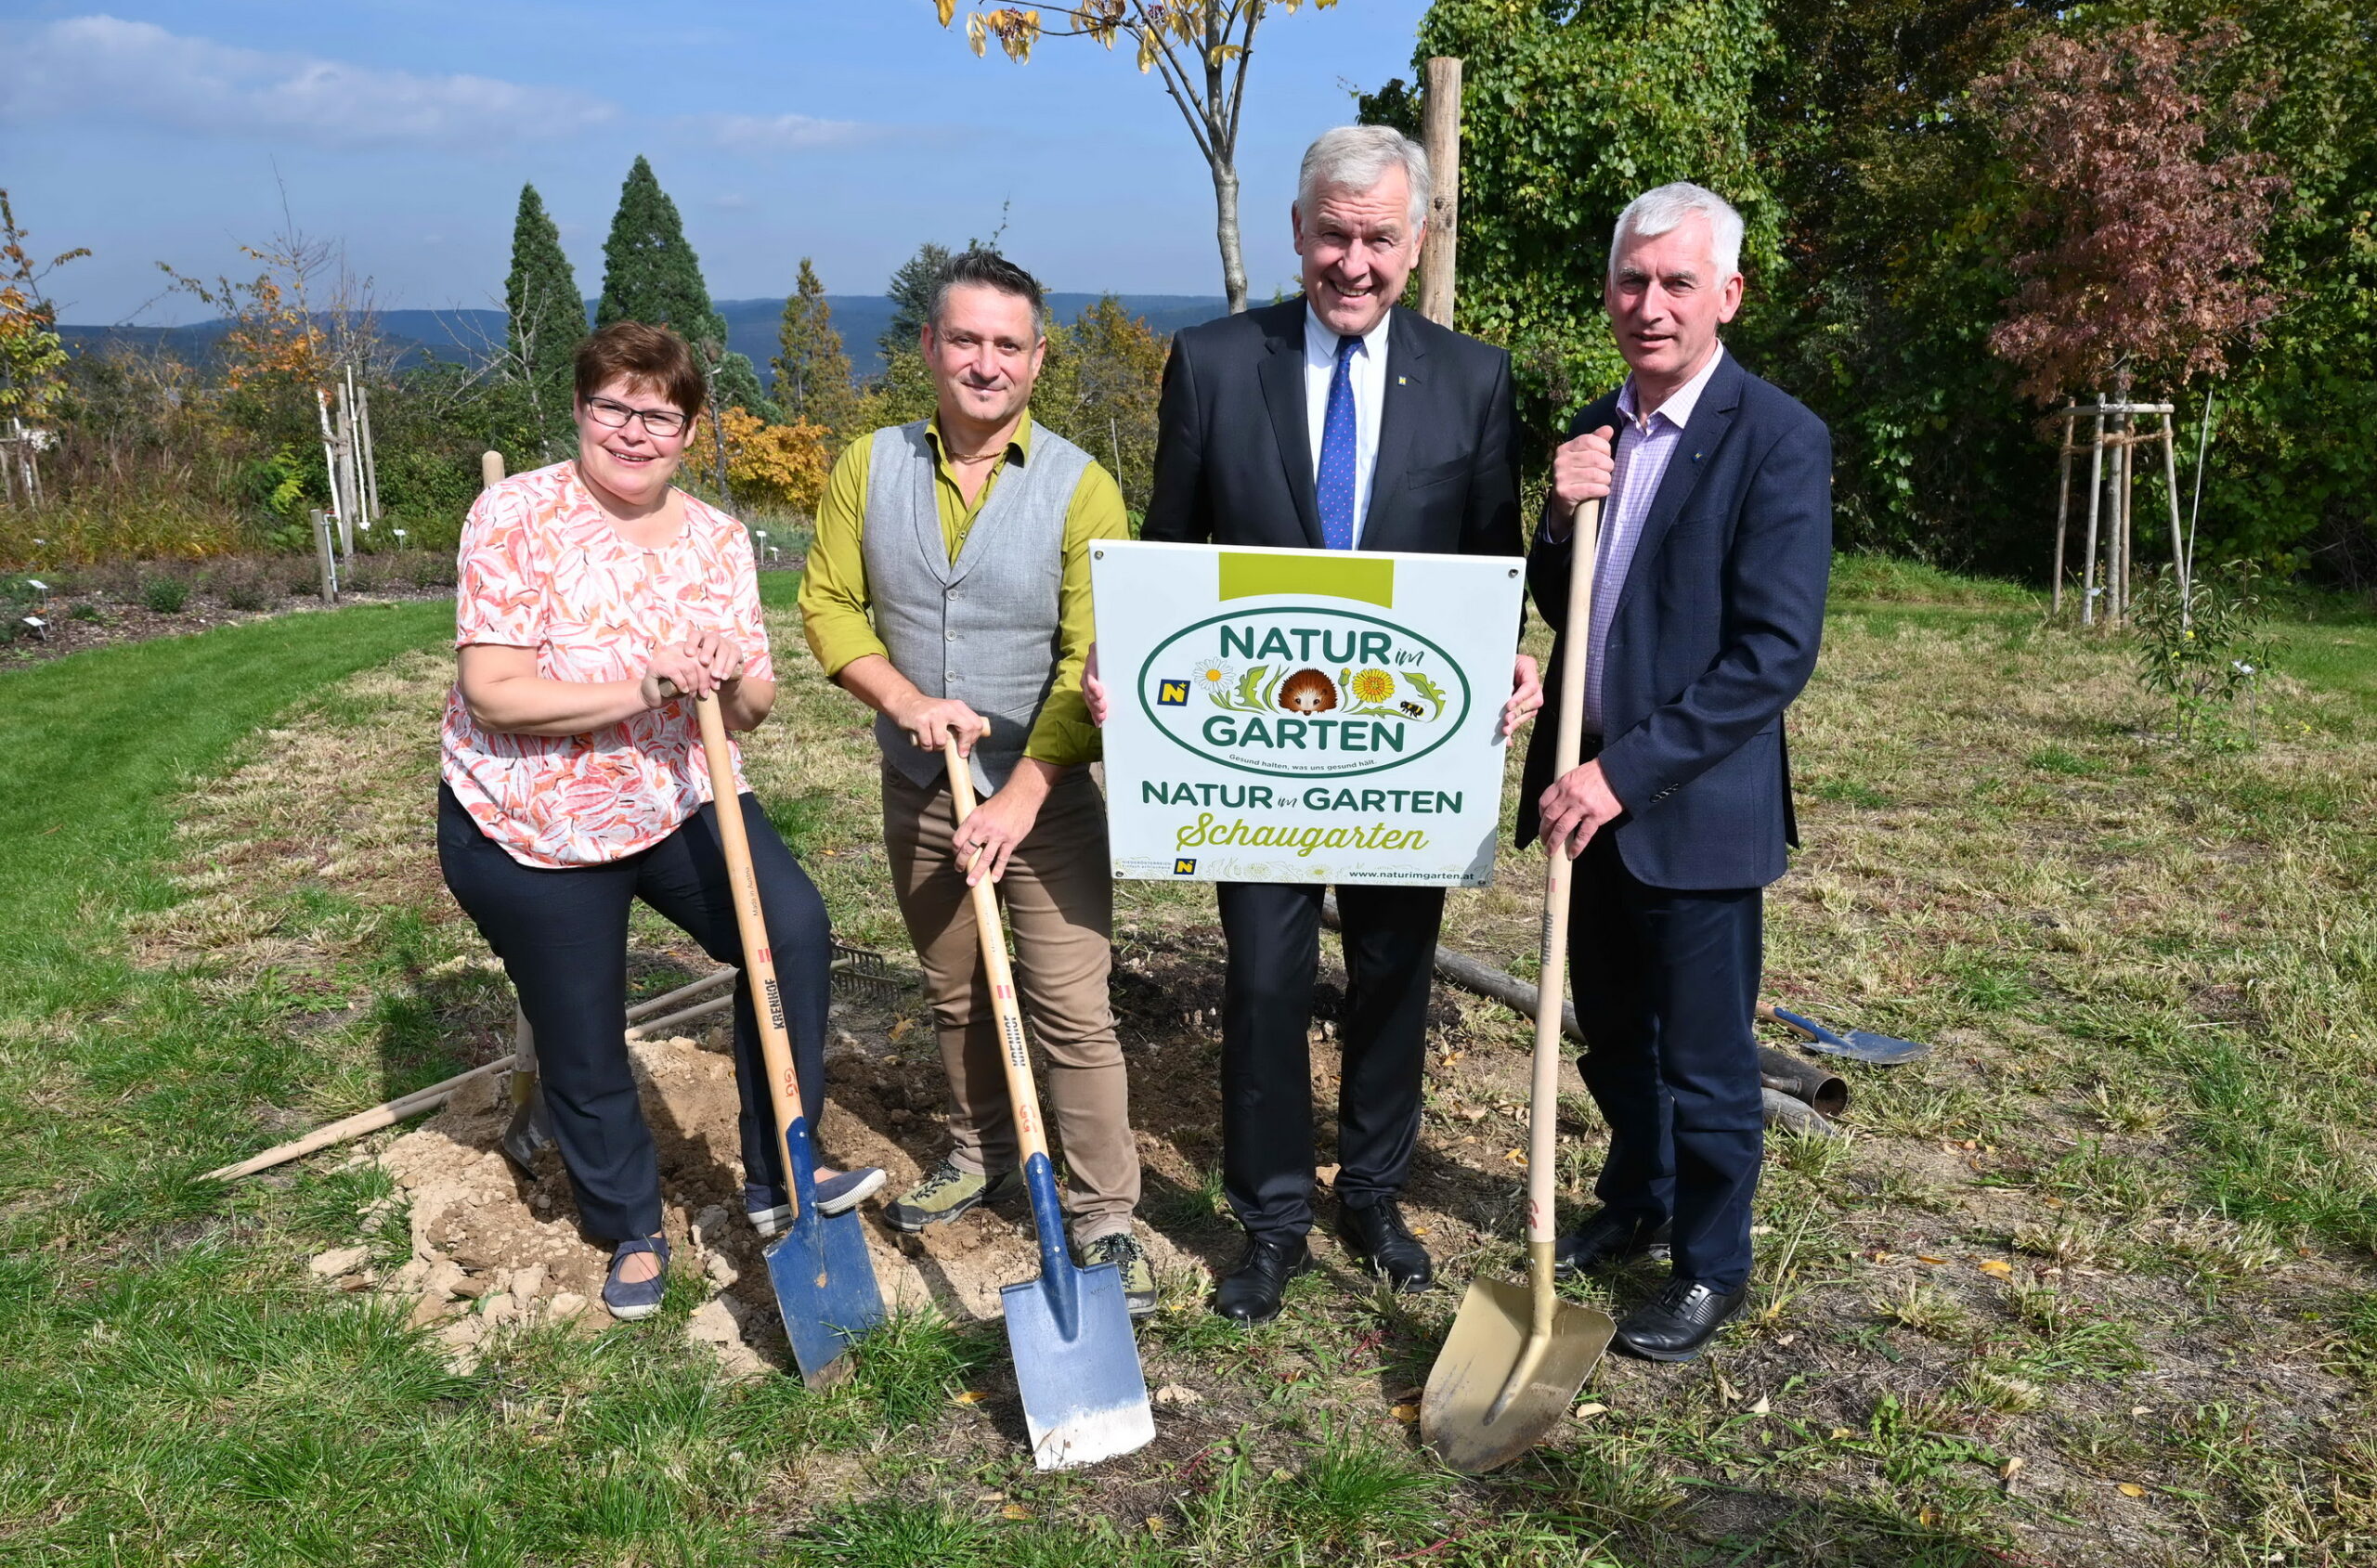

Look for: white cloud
[0,15,617,149]
[706,112,870,153]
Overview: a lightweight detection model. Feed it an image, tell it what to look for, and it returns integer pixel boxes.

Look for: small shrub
[2133,561,2271,745]
[142,577,189,614]
[341,561,382,595]
[70,603,102,624]
[208,560,277,612]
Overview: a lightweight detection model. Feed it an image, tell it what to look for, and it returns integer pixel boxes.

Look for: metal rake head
[828,939,903,1003]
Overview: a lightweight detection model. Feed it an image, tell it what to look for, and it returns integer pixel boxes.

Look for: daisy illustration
[1197,658,1237,691]
[1348,667,1398,706]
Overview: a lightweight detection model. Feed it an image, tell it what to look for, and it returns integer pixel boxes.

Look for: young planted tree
[503,183,586,460]
[938,1,1341,314]
[0,192,84,429]
[1980,23,2287,408]
[773,259,859,438]
[1977,22,2288,619]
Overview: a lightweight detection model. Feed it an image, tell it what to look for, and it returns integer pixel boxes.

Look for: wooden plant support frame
[2052,397,2182,628]
[1419,56,1462,329]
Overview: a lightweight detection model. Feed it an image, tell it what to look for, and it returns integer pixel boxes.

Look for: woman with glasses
[438,320,882,1321]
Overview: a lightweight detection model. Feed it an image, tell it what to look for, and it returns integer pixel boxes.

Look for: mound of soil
[369,1020,1214,1375]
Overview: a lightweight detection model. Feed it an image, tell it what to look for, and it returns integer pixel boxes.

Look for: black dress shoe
[1214,1234,1314,1325]
[1335,1199,1434,1292]
[1552,1209,1672,1277]
[1614,1277,1749,1362]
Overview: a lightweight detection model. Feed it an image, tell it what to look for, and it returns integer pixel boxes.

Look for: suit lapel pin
[1397,375,1408,385]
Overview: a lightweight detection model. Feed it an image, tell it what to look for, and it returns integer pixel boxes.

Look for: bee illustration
[1398,700,1427,718]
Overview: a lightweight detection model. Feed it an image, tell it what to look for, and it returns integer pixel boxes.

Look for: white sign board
[1092,540,1524,887]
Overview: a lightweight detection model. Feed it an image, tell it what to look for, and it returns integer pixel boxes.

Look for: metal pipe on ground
[1319,897,1848,1129]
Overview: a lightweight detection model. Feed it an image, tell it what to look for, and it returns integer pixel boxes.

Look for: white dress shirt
[1584,343,1726,734]
[1304,305,1392,547]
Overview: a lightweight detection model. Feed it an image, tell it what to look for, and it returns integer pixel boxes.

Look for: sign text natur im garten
[1092,541,1524,887]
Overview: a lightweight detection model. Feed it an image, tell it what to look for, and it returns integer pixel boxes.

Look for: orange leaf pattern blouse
[440,461,774,868]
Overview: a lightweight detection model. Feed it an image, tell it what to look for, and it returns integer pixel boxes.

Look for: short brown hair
[573,321,707,421]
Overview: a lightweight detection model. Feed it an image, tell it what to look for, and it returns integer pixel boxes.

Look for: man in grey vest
[797,250,1152,1312]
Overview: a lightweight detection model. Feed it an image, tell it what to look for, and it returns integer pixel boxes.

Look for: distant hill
[58,293,1232,390]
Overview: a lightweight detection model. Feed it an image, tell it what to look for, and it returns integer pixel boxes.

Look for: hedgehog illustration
[1276,667,1340,714]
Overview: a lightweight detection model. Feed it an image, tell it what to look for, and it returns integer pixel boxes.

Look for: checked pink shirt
[1582,345,1726,735]
[441,461,774,869]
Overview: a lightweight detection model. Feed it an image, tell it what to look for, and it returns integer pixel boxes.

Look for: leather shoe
[1552,1209,1672,1277]
[1214,1234,1313,1325]
[1614,1277,1748,1362]
[1335,1199,1434,1292]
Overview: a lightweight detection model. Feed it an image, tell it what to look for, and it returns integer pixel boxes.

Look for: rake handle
[942,741,1050,1169]
[688,690,811,1212]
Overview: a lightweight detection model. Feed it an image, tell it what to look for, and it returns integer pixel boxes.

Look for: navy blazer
[1515,351,1831,890]
[1141,298,1522,559]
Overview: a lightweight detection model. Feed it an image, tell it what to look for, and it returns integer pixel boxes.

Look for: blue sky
[2,2,1435,325]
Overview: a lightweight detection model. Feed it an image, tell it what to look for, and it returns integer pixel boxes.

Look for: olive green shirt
[797,414,1126,768]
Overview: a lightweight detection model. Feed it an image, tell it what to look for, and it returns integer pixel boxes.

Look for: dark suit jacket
[1141,298,1522,559]
[1515,351,1831,890]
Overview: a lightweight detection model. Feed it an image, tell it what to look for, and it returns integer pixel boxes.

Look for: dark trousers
[1217,880,1447,1238]
[1567,828,1765,1290]
[437,784,831,1241]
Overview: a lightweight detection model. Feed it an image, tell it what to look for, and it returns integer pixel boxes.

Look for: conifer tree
[881,240,954,359]
[773,257,856,436]
[596,155,727,351]
[503,182,584,456]
[709,350,780,425]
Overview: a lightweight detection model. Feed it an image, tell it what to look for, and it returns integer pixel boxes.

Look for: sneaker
[603,1236,670,1321]
[746,1168,888,1239]
[1079,1229,1160,1317]
[883,1159,1020,1233]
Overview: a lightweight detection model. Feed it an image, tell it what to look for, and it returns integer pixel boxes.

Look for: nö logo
[1136,607,1470,780]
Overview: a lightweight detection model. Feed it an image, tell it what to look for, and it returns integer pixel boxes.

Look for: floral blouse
[440,461,773,868]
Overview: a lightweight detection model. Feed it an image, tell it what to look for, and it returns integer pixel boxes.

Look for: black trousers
[437,784,831,1241]
[1567,828,1765,1291]
[1217,880,1447,1238]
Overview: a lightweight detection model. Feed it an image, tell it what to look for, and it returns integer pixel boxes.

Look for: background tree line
[1360,0,2374,583]
[0,157,1173,567]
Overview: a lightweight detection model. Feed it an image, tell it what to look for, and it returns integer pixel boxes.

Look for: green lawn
[3,568,2374,1566]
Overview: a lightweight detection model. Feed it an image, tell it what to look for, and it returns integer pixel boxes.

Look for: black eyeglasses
[581,395,689,439]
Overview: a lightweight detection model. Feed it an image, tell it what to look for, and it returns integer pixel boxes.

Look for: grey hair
[1297,124,1433,232]
[1608,183,1745,285]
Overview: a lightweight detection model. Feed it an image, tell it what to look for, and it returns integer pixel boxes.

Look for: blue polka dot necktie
[1316,333,1360,551]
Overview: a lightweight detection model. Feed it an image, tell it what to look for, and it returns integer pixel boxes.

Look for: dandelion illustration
[1348,667,1397,706]
[1197,658,1237,691]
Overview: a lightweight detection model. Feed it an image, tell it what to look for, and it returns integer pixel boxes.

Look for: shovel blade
[763,1206,884,1389]
[1002,1262,1154,1471]
[1422,1275,1615,1474]
[1771,1006,1930,1064]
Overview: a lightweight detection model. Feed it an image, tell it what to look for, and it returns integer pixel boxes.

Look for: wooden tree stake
[1420,56,1463,329]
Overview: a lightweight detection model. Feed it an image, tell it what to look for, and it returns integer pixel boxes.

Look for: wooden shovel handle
[942,740,1050,1168]
[688,693,807,1180]
[1527,497,1603,1253]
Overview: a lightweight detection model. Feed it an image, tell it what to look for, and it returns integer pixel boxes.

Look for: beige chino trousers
[881,762,1139,1241]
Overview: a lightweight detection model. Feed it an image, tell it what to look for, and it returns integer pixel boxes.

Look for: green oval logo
[1136,607,1472,779]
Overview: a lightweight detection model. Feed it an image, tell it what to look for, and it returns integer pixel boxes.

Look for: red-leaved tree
[1978,21,2288,406]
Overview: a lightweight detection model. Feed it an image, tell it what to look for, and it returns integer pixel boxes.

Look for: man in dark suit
[1519,182,1831,1362]
[1123,125,1533,1325]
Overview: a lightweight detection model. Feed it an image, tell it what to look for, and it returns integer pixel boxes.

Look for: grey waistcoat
[862,419,1093,794]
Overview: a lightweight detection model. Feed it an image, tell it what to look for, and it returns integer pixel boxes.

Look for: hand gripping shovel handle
[687,693,812,1211]
[1497,495,1603,1422]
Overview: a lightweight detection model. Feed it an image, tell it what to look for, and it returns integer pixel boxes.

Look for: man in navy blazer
[1129,125,1534,1326]
[1518,183,1830,1362]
